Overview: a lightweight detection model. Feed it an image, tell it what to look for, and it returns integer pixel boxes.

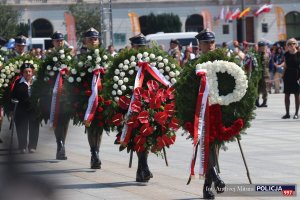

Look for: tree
[0,4,21,39]
[16,22,30,37]
[140,13,182,35]
[68,3,101,40]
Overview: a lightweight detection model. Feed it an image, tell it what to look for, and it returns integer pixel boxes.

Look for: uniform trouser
[274,72,283,93]
[258,78,268,101]
[15,115,39,150]
[87,127,103,152]
[204,144,220,185]
[54,113,70,143]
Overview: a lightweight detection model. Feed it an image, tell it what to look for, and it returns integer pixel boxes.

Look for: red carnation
[118,96,131,110]
[154,111,168,125]
[138,111,149,124]
[85,90,92,96]
[97,107,104,112]
[146,80,159,92]
[112,113,123,126]
[104,100,111,105]
[131,100,142,113]
[98,96,104,103]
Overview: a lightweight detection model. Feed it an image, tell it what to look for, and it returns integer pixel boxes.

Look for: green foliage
[0,4,21,38]
[140,12,182,35]
[16,22,30,37]
[68,3,101,40]
[175,48,260,144]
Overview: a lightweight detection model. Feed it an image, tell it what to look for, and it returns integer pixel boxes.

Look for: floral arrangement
[31,47,75,123]
[103,47,181,154]
[0,55,41,115]
[69,47,112,131]
[175,48,258,145]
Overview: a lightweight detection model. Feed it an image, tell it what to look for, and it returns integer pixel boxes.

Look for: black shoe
[203,185,215,199]
[260,103,268,107]
[293,115,298,119]
[56,141,67,160]
[90,151,101,169]
[255,100,260,107]
[281,114,290,119]
[211,167,225,194]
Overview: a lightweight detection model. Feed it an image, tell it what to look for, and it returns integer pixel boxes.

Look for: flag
[231,8,241,20]
[219,7,225,20]
[238,7,251,19]
[64,12,77,51]
[128,12,141,35]
[255,4,273,17]
[225,6,232,22]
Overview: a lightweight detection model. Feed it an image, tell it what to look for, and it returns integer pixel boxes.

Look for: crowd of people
[0,28,299,200]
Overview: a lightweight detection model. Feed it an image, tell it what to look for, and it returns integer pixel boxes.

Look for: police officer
[128,33,154,182]
[195,29,225,199]
[9,35,27,58]
[80,28,103,169]
[256,41,270,107]
[50,31,71,160]
[10,63,40,153]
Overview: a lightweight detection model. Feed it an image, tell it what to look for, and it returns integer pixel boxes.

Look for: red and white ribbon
[83,67,104,127]
[189,68,210,181]
[120,61,172,145]
[49,66,68,128]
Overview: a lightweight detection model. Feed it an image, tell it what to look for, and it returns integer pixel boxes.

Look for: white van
[27,38,52,50]
[145,32,199,49]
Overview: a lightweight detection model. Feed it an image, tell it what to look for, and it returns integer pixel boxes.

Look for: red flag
[255,4,273,17]
[231,8,241,20]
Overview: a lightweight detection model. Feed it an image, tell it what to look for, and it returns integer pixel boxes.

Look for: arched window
[185,14,204,32]
[286,11,300,40]
[32,18,53,38]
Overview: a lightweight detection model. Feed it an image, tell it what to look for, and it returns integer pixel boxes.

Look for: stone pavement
[0,93,299,200]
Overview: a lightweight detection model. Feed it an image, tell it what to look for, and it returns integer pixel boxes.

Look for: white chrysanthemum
[169,71,175,77]
[115,69,120,75]
[130,62,136,67]
[67,56,72,61]
[80,72,86,77]
[113,76,119,82]
[103,55,108,60]
[94,49,100,55]
[29,60,34,64]
[121,85,126,91]
[157,56,163,61]
[88,68,93,73]
[14,61,19,65]
[129,86,134,90]
[163,58,168,64]
[8,64,13,68]
[59,49,64,54]
[123,65,129,71]
[118,80,124,85]
[117,90,122,95]
[74,77,81,82]
[71,69,77,74]
[145,57,150,62]
[123,77,129,83]
[49,71,55,76]
[53,66,57,71]
[130,56,136,62]
[5,79,9,83]
[113,83,118,89]
[96,57,101,63]
[137,53,143,60]
[0,79,4,83]
[60,54,65,59]
[78,62,83,67]
[128,70,134,75]
[112,90,117,96]
[171,64,176,69]
[10,67,15,71]
[124,59,130,65]
[114,97,119,102]
[7,75,12,79]
[87,56,92,61]
[33,64,38,69]
[53,57,58,62]
[143,52,149,58]
[0,74,5,79]
[158,62,164,68]
[5,70,10,74]
[165,66,170,72]
[149,53,155,59]
[175,70,180,76]
[0,83,2,88]
[135,66,139,71]
[11,72,15,76]
[120,72,125,77]
[171,78,176,84]
[68,77,74,83]
[3,83,8,87]
[159,69,164,74]
[118,63,124,69]
[165,75,170,80]
[104,64,108,69]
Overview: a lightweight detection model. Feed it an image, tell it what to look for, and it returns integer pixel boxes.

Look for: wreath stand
[237,138,252,184]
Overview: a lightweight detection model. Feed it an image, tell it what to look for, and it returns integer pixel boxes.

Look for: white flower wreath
[196,60,248,106]
[111,52,180,102]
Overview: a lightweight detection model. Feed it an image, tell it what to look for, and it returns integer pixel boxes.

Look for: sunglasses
[288,43,297,46]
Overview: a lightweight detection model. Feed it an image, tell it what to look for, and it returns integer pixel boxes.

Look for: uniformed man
[9,35,27,58]
[50,31,71,160]
[80,28,103,169]
[256,41,270,107]
[128,33,154,182]
[195,29,226,200]
[168,39,181,63]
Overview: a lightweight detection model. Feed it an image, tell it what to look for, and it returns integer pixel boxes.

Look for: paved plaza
[0,93,299,200]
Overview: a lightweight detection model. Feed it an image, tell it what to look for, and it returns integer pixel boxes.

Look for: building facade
[2,0,300,50]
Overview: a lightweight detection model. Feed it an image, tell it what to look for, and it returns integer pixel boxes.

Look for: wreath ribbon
[49,66,68,128]
[188,69,210,184]
[120,61,172,146]
[83,67,105,127]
